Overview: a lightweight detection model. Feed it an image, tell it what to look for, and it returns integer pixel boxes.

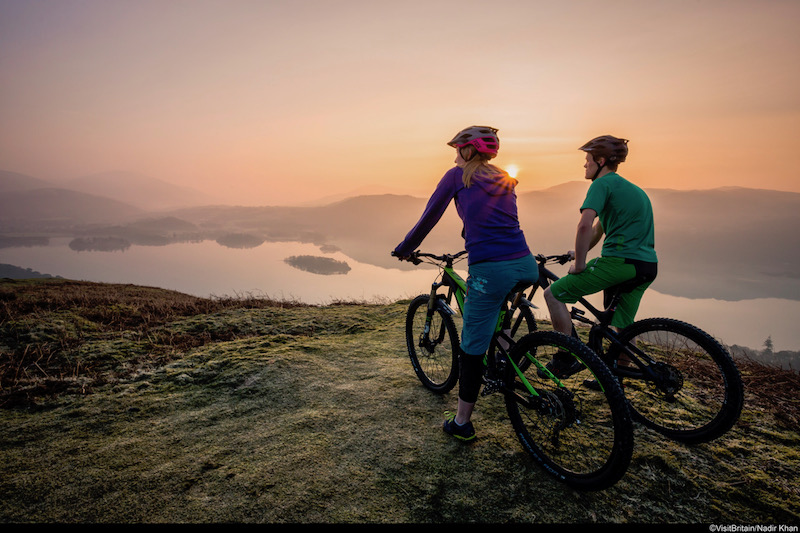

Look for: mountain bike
[530,253,744,444]
[394,250,634,491]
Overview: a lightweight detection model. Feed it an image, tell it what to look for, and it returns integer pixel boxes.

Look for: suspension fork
[420,282,443,344]
[422,280,460,344]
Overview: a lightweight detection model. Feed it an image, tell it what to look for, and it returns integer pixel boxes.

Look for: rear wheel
[504,331,633,491]
[405,294,459,393]
[613,318,743,443]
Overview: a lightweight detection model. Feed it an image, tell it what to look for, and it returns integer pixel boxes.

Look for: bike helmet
[579,135,629,163]
[447,125,500,156]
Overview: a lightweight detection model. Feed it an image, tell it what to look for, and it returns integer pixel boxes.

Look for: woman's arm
[393,169,459,257]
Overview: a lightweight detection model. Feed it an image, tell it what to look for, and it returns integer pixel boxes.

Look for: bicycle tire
[612,318,744,444]
[489,303,537,370]
[504,331,633,491]
[405,294,460,394]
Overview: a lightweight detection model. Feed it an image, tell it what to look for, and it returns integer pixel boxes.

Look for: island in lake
[284,255,351,275]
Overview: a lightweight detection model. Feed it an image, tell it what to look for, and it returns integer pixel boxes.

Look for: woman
[393,125,538,442]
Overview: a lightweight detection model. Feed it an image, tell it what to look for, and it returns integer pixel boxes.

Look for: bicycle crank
[538,389,577,426]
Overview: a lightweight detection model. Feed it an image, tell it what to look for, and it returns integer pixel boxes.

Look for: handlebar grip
[391,250,423,265]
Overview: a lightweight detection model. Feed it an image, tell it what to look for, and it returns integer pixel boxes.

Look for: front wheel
[613,318,744,444]
[504,331,633,491]
[405,294,460,394]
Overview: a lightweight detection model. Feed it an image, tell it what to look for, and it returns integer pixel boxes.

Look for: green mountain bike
[395,250,634,491]
[532,253,744,444]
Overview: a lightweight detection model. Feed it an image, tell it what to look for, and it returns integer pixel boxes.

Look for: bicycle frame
[425,256,467,318]
[528,255,661,383]
[415,251,571,401]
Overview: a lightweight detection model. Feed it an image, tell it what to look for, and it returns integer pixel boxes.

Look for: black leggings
[458,351,484,404]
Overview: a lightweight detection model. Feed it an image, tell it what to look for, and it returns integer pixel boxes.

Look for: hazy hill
[0,278,796,523]
[0,188,144,227]
[0,169,212,215]
[62,171,213,210]
[0,170,54,192]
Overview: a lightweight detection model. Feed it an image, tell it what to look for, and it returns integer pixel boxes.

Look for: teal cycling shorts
[548,256,654,329]
[460,253,538,355]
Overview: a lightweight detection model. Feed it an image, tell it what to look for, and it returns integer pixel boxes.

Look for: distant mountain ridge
[2,169,799,301]
[0,188,144,226]
[0,169,212,212]
[0,170,53,192]
[63,171,213,210]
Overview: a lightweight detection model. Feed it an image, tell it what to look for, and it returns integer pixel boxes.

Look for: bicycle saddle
[510,280,534,293]
[603,261,658,308]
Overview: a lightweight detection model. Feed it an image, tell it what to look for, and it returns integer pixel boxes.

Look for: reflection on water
[2,238,798,352]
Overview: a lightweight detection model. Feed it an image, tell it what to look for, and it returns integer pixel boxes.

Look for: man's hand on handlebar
[545,252,575,265]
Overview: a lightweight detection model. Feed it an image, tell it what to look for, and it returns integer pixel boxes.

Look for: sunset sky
[1,0,798,206]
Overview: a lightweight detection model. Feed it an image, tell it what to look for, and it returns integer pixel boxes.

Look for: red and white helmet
[447,125,499,157]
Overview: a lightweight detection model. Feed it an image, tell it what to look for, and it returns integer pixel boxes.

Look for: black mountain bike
[396,250,633,491]
[531,253,744,444]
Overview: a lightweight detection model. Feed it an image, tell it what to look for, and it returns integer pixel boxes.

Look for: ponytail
[462,154,506,187]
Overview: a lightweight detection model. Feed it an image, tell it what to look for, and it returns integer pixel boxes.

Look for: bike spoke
[405,294,459,393]
[616,318,743,443]
[505,332,632,490]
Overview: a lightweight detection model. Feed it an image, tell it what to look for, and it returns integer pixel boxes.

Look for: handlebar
[536,253,573,265]
[391,250,468,265]
[392,250,572,266]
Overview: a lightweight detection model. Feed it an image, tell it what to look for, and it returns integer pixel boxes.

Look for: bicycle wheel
[489,303,537,369]
[504,331,633,491]
[405,294,460,394]
[613,318,744,444]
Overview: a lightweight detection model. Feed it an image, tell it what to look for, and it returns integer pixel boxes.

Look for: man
[543,135,658,377]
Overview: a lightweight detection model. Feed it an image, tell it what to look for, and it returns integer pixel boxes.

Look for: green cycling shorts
[548,256,655,329]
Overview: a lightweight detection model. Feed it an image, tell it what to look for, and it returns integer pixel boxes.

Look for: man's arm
[570,208,601,274]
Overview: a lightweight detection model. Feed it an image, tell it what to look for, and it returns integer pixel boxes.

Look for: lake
[3,238,798,352]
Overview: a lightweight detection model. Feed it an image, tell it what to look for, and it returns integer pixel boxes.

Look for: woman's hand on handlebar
[391,250,421,264]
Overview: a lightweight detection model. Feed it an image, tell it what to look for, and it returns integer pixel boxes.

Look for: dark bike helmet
[579,135,629,163]
[447,125,500,157]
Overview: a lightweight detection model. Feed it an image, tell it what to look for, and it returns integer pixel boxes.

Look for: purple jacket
[394,166,530,265]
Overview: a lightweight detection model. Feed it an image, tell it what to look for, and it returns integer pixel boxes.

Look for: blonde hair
[462,153,506,187]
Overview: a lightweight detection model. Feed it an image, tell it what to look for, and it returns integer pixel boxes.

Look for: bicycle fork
[419,284,459,351]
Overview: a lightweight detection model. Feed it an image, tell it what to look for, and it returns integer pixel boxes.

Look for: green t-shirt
[581,173,657,263]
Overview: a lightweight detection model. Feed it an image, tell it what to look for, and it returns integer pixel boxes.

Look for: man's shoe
[443,411,476,442]
[583,377,623,391]
[537,351,584,379]
[583,379,602,391]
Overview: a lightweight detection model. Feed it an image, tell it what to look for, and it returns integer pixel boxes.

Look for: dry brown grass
[1,278,798,523]
[0,278,308,407]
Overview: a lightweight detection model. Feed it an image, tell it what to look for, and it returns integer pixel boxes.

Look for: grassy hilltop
[0,278,798,524]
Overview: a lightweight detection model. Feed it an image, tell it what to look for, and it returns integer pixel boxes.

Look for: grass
[1,278,798,523]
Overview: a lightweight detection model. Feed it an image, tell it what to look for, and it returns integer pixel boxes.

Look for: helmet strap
[592,156,606,180]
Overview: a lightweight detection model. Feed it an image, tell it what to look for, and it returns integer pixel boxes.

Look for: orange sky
[1,0,798,206]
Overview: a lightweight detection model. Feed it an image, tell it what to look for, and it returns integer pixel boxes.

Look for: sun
[506,164,519,178]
